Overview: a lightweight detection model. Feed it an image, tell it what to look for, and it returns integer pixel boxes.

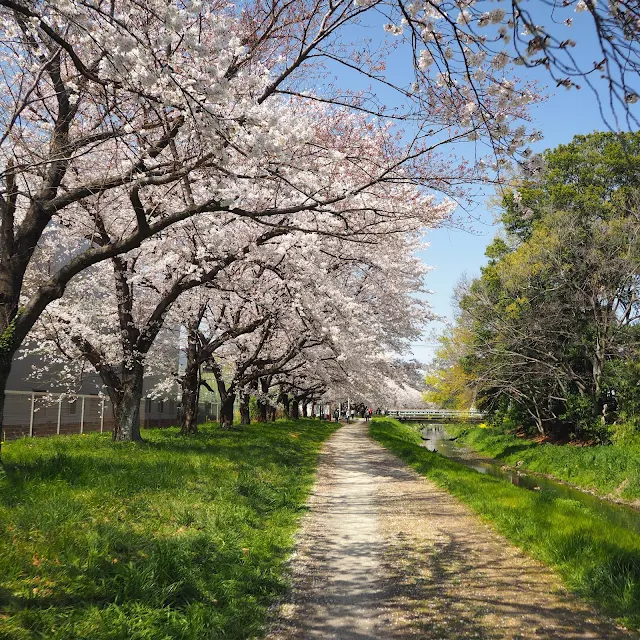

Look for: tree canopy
[431,132,640,441]
[1,0,639,440]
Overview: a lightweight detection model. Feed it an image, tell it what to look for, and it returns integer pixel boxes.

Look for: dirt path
[268,420,635,640]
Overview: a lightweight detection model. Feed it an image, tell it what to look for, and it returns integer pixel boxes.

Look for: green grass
[445,424,640,502]
[371,417,640,630]
[0,419,337,640]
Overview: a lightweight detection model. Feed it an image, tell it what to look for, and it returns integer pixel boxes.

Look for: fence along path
[1,390,180,441]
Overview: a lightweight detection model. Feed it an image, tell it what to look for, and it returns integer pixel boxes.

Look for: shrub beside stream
[445,423,640,504]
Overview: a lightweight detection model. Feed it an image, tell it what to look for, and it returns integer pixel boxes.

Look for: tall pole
[80,396,85,434]
[29,392,35,437]
[56,396,62,435]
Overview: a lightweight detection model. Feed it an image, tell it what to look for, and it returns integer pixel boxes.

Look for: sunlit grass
[446,424,640,501]
[371,417,640,630]
[0,419,337,640]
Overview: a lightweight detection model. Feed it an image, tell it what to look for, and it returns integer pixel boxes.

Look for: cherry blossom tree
[369,0,639,127]
[9,0,637,444]
[0,0,286,444]
[177,216,435,427]
[176,296,269,435]
[168,261,286,435]
[25,213,294,439]
[24,87,461,438]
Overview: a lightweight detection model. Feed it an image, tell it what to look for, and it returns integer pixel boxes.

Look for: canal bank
[370,417,640,631]
[441,423,640,508]
[420,423,640,535]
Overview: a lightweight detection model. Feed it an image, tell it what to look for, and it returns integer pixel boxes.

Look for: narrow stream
[420,423,640,534]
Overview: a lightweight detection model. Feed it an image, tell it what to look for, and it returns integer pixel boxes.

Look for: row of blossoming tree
[0,0,638,444]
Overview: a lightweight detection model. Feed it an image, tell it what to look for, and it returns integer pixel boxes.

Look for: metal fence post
[100,397,105,433]
[57,395,62,435]
[80,396,85,434]
[29,392,35,437]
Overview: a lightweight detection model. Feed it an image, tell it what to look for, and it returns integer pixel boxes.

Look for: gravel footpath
[267,420,635,640]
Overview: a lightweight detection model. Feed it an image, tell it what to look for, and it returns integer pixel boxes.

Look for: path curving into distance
[268,420,635,640]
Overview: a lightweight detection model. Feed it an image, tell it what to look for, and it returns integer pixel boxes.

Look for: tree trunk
[291,400,299,420]
[0,313,20,457]
[532,402,545,437]
[257,378,269,422]
[258,399,268,422]
[180,354,200,435]
[220,392,235,429]
[592,349,605,417]
[302,402,308,418]
[239,392,250,425]
[268,405,277,422]
[110,362,144,441]
[280,392,290,418]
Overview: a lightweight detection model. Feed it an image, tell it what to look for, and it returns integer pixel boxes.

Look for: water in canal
[420,423,640,534]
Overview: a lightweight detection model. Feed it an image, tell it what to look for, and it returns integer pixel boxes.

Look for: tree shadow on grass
[0,454,190,505]
[0,422,333,505]
[373,424,640,629]
[0,422,335,640]
[0,522,288,623]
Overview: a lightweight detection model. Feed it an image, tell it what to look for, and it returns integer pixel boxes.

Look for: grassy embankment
[0,419,337,640]
[445,424,640,503]
[371,417,640,630]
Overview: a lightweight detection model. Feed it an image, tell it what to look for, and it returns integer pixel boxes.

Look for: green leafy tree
[501,132,640,240]
[424,326,476,410]
[457,132,640,439]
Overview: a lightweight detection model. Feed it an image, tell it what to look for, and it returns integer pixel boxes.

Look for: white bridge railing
[387,408,484,420]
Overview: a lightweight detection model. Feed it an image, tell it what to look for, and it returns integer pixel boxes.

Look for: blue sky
[412,85,606,363]
[403,22,639,365]
[334,11,638,365]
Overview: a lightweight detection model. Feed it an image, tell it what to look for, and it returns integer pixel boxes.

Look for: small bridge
[387,409,485,423]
